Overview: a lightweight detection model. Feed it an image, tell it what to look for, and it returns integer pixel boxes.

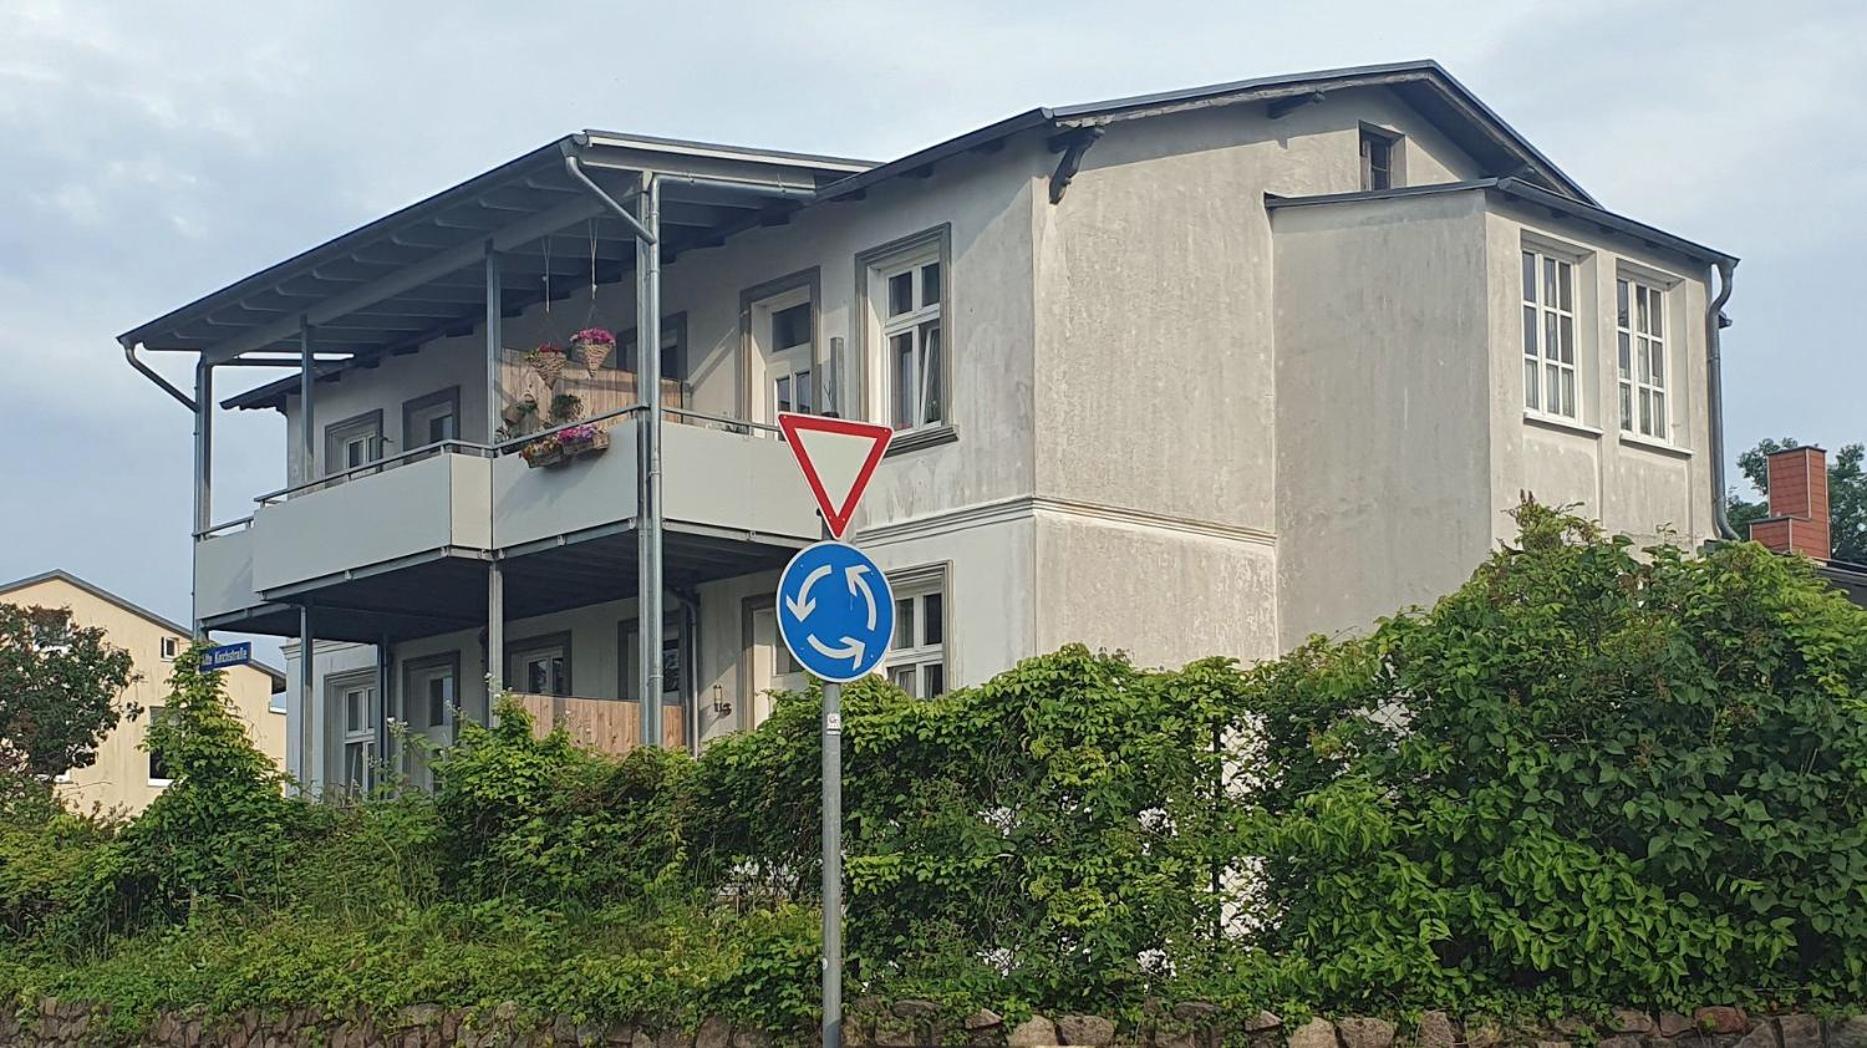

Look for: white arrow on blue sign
[776,541,894,683]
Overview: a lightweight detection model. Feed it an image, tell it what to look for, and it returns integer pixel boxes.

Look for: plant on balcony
[500,394,538,430]
[557,423,608,458]
[524,343,567,387]
[549,393,585,423]
[520,434,564,468]
[569,327,616,373]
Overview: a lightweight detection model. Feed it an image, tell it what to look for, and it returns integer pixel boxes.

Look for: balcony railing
[510,692,685,753]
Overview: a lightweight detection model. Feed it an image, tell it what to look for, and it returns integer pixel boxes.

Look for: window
[619,315,689,409]
[861,230,949,434]
[338,682,376,791]
[159,636,179,662]
[883,572,947,699]
[1521,249,1578,419]
[509,637,570,697]
[621,619,684,705]
[323,410,383,477]
[1359,127,1400,191]
[147,705,173,784]
[402,387,460,453]
[1617,277,1668,440]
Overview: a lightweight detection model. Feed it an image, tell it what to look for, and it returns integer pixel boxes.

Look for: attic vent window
[1359,126,1401,191]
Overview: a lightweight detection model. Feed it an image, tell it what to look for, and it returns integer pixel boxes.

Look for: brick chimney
[1748,445,1831,560]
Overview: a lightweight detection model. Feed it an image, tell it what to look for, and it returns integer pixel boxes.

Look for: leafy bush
[1239,504,1867,1011]
[1,505,1864,1036]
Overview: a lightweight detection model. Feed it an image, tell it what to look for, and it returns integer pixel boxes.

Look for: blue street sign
[777,541,894,683]
[200,642,252,670]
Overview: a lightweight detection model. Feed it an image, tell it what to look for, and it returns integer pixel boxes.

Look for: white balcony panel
[251,453,490,593]
[491,425,641,550]
[195,528,260,620]
[662,425,820,541]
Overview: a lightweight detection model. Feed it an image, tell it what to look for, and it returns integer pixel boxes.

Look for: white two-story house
[119,61,1738,793]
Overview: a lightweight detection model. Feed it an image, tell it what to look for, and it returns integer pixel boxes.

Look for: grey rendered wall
[1271,191,1495,647]
[1027,88,1489,666]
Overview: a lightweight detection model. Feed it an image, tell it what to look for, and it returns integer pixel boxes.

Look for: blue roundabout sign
[776,540,894,683]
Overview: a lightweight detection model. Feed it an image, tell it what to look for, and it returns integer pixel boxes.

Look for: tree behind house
[0,605,136,780]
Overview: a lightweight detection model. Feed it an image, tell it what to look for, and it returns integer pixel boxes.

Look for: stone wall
[5,999,1865,1048]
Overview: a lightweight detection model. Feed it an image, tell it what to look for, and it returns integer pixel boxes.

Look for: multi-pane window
[1617,278,1667,440]
[512,642,569,697]
[885,576,946,699]
[881,256,944,431]
[1359,127,1397,191]
[339,683,375,791]
[1521,250,1577,418]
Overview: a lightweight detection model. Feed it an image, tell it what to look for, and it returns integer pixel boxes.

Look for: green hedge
[2,503,1864,1038]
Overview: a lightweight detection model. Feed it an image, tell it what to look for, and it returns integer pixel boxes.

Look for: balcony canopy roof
[118,133,871,375]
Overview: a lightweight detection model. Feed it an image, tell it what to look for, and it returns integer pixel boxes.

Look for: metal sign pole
[821,677,843,1048]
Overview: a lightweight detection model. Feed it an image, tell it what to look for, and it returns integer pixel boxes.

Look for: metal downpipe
[1706,259,1739,540]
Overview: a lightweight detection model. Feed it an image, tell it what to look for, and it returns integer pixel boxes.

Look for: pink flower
[570,328,616,346]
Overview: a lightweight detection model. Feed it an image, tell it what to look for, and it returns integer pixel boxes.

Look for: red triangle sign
[776,413,893,540]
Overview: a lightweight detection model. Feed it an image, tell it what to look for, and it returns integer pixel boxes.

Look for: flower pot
[526,348,567,387]
[572,338,612,373]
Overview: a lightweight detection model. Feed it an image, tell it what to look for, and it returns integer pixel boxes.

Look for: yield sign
[776,413,893,540]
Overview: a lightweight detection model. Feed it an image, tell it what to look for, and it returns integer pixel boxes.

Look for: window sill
[1618,432,1692,458]
[1523,413,1603,439]
[885,424,958,456]
[148,778,173,789]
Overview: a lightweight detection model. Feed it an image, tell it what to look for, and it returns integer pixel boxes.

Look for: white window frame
[508,636,571,698]
[859,228,950,436]
[159,636,179,662]
[882,567,948,699]
[336,679,376,792]
[1521,246,1580,421]
[1617,275,1669,441]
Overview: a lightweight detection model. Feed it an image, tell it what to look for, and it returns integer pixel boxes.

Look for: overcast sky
[2,0,1861,638]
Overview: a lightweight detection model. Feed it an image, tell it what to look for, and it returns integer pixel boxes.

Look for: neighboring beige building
[118,61,1737,793]
[0,571,285,815]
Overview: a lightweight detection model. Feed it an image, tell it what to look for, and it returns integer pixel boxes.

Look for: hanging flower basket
[525,344,567,387]
[570,328,616,373]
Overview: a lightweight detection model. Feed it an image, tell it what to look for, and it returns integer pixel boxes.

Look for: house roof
[0,570,287,687]
[1265,177,1737,266]
[816,59,1595,206]
[137,59,1607,412]
[120,133,873,371]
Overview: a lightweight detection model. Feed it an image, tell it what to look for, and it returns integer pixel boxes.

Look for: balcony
[511,692,685,754]
[196,408,822,642]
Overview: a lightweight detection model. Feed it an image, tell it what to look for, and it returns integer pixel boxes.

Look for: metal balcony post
[485,246,506,716]
[191,358,212,636]
[637,174,664,746]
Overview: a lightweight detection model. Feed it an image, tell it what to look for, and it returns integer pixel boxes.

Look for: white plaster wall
[1271,191,1495,646]
[1032,511,1277,669]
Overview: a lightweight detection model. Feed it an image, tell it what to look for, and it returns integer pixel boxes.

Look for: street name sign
[200,642,252,670]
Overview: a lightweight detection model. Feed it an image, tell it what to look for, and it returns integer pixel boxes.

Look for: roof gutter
[122,341,196,411]
[1706,260,1740,540]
